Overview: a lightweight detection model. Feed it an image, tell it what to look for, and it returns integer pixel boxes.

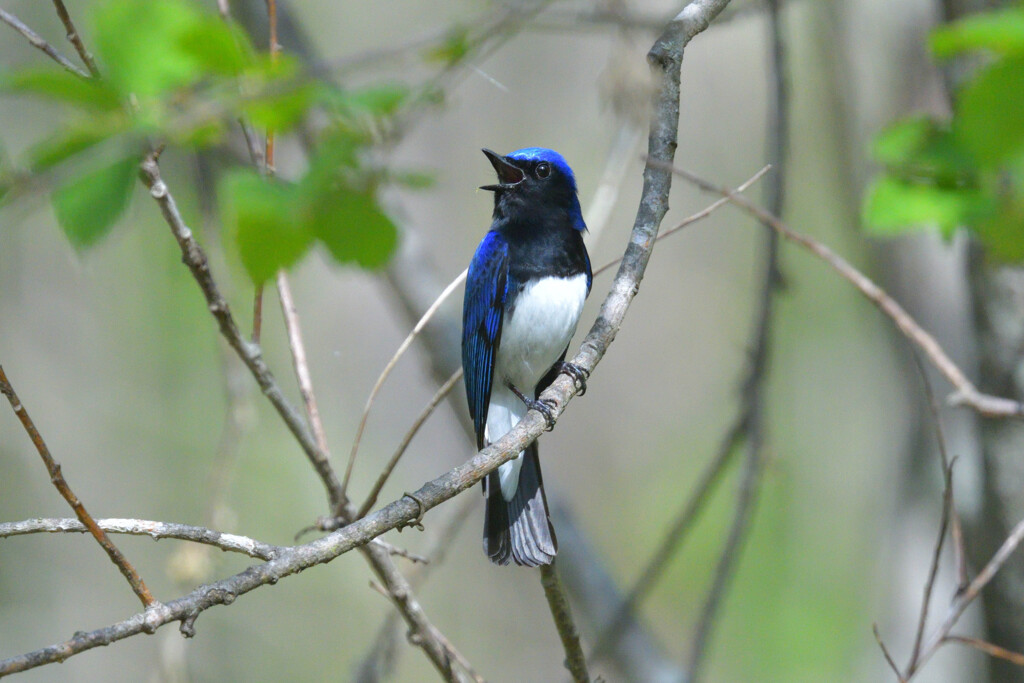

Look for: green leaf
[220,170,312,283]
[29,125,114,171]
[52,155,139,248]
[1,68,121,110]
[974,196,1024,261]
[931,7,1024,58]
[311,186,398,269]
[390,169,436,189]
[862,174,993,235]
[243,79,321,132]
[94,0,251,98]
[954,55,1024,165]
[427,26,471,64]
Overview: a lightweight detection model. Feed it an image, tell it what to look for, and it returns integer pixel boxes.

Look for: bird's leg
[509,383,557,430]
[556,361,589,395]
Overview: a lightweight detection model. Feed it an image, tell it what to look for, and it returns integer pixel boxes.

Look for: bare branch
[358,369,464,518]
[913,514,1024,675]
[946,635,1024,668]
[0,8,89,78]
[343,270,467,498]
[655,161,1024,420]
[874,624,908,683]
[138,154,346,510]
[0,517,282,561]
[50,0,99,77]
[540,562,590,682]
[0,366,156,608]
[277,272,330,456]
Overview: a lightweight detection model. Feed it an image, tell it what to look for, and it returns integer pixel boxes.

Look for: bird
[462,147,592,566]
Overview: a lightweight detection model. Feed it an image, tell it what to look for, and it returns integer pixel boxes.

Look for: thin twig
[0,517,282,561]
[946,635,1024,668]
[685,417,765,680]
[50,0,99,77]
[906,353,957,671]
[358,369,463,518]
[342,270,467,498]
[0,366,155,608]
[652,160,1024,420]
[540,562,590,683]
[277,272,331,456]
[0,9,89,78]
[874,624,908,683]
[911,514,1024,675]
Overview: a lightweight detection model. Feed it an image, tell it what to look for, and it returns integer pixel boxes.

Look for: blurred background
[0,0,1013,681]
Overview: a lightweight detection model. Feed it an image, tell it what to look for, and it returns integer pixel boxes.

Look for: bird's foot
[509,384,557,431]
[557,361,589,395]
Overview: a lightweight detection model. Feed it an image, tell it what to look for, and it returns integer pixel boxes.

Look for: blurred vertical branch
[589,1,786,675]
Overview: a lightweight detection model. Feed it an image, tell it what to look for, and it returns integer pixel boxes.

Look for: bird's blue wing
[462,231,509,449]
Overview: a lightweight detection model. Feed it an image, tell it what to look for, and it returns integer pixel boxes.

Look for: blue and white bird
[462,147,592,566]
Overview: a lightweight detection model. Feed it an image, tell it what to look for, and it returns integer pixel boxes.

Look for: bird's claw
[398,492,426,532]
[509,384,557,430]
[557,361,589,395]
[528,397,557,431]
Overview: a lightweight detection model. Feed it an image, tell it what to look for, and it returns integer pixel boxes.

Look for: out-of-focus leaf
[862,174,993,235]
[52,155,139,248]
[221,170,311,283]
[954,55,1024,165]
[1,68,121,110]
[975,193,1024,261]
[244,79,321,131]
[342,84,409,117]
[427,26,471,64]
[94,0,252,98]
[310,185,397,268]
[931,7,1024,58]
[298,131,361,200]
[390,169,436,189]
[177,18,254,76]
[29,125,116,171]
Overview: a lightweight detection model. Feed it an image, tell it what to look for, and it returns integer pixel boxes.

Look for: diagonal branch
[0,8,89,78]
[50,0,99,77]
[0,366,156,608]
[654,161,1024,420]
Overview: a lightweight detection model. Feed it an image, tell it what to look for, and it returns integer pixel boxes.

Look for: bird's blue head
[481,147,586,232]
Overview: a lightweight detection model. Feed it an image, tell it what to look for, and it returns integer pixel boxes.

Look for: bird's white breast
[494,273,588,392]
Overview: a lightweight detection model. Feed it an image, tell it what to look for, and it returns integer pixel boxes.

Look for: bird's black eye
[536,162,551,179]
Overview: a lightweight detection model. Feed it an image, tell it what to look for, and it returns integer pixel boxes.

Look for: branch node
[396,492,427,532]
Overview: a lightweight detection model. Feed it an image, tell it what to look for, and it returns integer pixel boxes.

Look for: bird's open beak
[479,148,525,191]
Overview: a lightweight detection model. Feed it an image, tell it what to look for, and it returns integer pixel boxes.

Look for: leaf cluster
[2,0,417,279]
[863,5,1024,261]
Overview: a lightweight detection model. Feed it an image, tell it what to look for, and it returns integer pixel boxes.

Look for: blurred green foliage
[1,0,410,280]
[863,4,1024,261]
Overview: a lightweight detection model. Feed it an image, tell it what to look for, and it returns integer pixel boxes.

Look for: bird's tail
[483,443,556,566]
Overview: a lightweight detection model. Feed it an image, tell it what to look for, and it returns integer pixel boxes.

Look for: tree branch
[654,161,1024,420]
[50,0,99,77]
[0,366,156,608]
[541,562,590,682]
[0,8,89,78]
[0,517,282,561]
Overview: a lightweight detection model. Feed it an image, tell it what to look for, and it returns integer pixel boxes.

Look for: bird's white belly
[493,273,588,392]
[485,273,587,501]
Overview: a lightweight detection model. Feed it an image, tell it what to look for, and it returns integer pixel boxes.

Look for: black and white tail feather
[483,443,556,566]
